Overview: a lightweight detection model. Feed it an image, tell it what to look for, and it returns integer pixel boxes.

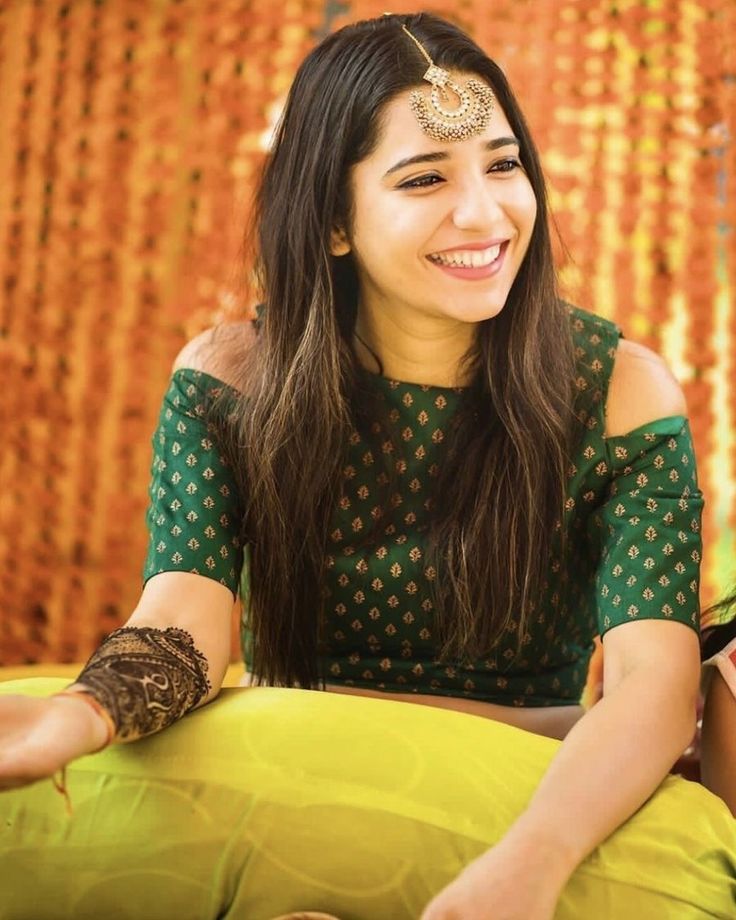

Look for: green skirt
[1,678,734,919]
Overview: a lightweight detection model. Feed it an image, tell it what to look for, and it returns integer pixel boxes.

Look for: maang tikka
[400,23,495,143]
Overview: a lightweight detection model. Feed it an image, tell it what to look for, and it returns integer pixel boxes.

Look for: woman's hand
[0,693,109,791]
[420,835,570,920]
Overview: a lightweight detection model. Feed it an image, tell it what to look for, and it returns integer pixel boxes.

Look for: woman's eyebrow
[383,136,520,178]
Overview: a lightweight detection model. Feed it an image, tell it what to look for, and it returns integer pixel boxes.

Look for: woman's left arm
[499,620,698,904]
[421,631,700,920]
[422,341,702,920]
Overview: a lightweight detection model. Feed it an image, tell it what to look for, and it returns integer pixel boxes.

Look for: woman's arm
[1,331,249,789]
[420,621,700,920]
[60,571,235,742]
[0,571,234,790]
[422,339,703,920]
[502,618,699,873]
[508,339,700,863]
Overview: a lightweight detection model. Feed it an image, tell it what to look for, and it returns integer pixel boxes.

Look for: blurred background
[0,0,734,666]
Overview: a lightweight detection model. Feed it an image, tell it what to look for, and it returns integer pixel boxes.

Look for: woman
[0,12,709,920]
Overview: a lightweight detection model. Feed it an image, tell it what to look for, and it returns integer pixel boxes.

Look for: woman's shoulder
[565,306,686,437]
[605,337,687,437]
[173,320,258,392]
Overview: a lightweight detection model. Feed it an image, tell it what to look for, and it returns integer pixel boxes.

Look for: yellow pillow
[1,677,734,919]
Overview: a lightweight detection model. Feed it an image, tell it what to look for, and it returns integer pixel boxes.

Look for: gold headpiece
[400,24,494,142]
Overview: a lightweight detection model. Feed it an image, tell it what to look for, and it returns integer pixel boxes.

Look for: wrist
[495,815,581,884]
[52,688,117,752]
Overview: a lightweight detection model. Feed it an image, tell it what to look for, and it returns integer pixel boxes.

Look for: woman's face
[337,77,538,330]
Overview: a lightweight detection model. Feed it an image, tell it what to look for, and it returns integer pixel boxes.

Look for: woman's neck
[354,306,477,388]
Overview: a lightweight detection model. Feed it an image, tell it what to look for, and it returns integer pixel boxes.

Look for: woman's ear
[329,227,351,257]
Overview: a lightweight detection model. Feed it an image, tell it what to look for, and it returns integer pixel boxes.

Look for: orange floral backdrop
[0,0,734,665]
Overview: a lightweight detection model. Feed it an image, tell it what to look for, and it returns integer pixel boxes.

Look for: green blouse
[143,308,702,706]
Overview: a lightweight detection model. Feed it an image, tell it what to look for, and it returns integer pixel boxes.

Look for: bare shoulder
[605,338,687,437]
[173,320,257,390]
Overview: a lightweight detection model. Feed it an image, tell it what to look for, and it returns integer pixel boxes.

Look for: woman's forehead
[367,84,515,169]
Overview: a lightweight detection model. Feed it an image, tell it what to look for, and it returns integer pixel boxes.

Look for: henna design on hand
[73,626,212,742]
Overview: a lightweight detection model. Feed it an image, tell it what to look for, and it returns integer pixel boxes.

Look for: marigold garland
[0,0,733,662]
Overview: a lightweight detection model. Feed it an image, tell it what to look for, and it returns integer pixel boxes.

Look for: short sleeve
[590,417,703,637]
[142,368,244,596]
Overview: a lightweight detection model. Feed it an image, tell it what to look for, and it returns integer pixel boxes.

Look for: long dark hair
[219,12,576,687]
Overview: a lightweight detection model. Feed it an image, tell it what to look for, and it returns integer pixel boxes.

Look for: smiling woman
[0,11,732,920]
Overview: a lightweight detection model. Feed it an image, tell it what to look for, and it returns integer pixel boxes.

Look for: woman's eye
[398,159,521,189]
[398,174,443,190]
[489,157,522,173]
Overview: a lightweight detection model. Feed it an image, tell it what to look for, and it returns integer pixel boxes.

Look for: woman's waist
[323,681,585,740]
[239,664,587,740]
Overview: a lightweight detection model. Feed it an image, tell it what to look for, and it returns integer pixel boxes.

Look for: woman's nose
[451,180,505,231]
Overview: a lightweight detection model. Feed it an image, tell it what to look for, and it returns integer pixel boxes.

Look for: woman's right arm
[0,571,234,791]
[0,327,251,791]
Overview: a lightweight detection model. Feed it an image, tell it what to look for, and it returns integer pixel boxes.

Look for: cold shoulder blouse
[143,308,702,707]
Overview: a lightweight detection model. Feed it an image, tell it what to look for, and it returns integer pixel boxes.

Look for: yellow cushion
[1,677,734,919]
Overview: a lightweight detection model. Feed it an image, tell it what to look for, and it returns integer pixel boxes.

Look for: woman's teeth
[428,244,502,268]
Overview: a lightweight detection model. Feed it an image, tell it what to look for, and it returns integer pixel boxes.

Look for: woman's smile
[426,239,508,278]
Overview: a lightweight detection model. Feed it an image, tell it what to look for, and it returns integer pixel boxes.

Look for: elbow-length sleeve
[142,368,245,596]
[589,416,703,637]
